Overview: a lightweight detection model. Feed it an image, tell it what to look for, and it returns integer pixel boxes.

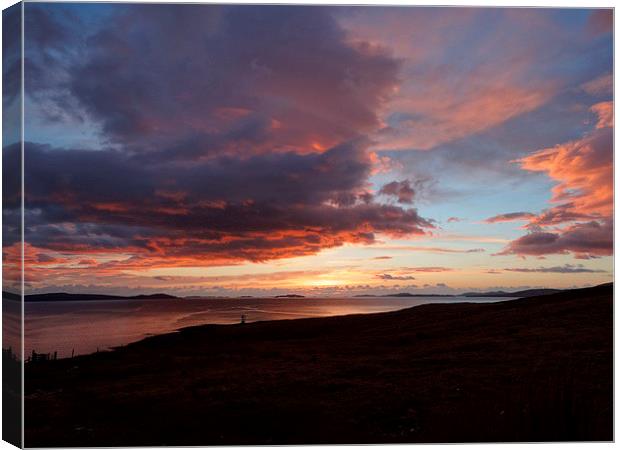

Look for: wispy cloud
[484,212,536,224]
[372,246,485,254]
[399,266,454,273]
[503,264,606,274]
[376,273,416,281]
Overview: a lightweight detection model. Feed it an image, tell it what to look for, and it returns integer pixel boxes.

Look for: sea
[14,295,513,358]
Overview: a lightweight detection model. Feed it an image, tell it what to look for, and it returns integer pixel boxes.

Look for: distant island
[11,292,179,302]
[3,288,570,302]
[460,288,563,298]
[354,293,455,298]
[128,294,178,300]
[353,288,564,299]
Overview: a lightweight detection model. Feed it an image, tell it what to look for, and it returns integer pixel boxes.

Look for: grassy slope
[25,284,612,446]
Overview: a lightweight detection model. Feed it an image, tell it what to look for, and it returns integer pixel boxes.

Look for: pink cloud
[341,8,563,150]
[581,73,613,96]
[586,9,613,37]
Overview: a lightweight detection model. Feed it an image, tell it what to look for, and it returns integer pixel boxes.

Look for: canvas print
[2,2,614,447]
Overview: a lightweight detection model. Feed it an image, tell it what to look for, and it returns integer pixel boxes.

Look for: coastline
[25,283,612,446]
[22,295,513,358]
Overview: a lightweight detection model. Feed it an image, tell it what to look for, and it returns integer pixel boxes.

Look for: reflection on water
[3,298,22,357]
[25,296,511,357]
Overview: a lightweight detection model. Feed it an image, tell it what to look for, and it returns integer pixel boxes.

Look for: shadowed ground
[25,284,612,446]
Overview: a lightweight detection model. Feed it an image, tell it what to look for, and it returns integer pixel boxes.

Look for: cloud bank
[10,4,437,285]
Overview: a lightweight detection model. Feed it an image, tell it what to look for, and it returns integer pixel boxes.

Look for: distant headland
[5,292,179,302]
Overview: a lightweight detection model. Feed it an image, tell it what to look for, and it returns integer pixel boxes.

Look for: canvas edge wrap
[2,2,24,448]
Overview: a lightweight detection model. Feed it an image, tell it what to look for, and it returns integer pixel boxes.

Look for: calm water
[23,296,512,357]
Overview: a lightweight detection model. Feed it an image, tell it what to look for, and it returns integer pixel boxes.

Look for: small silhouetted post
[71,348,75,358]
[240,314,246,324]
[53,351,57,361]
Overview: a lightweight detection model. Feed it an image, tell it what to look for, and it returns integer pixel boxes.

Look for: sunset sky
[3,4,613,297]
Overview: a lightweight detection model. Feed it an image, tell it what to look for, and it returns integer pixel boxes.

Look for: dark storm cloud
[15,4,437,264]
[10,141,434,262]
[2,5,22,107]
[27,4,400,155]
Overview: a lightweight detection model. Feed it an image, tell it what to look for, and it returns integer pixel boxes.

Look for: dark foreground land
[25,284,612,446]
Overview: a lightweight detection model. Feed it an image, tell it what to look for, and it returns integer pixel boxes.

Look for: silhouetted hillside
[26,283,612,445]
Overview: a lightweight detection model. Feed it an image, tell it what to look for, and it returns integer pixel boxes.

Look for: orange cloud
[501,101,613,258]
[591,101,613,129]
[517,126,612,218]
